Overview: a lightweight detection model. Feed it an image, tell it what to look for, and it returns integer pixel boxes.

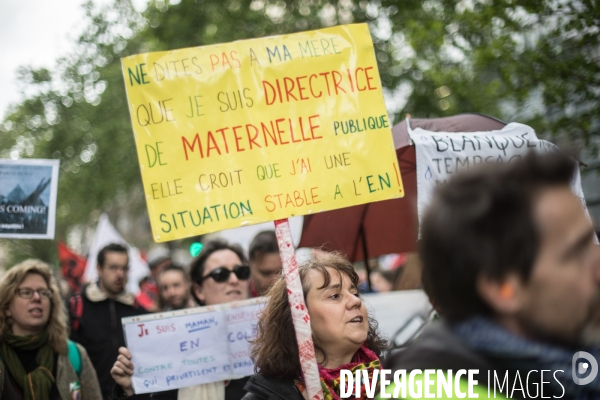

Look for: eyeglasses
[201,265,251,283]
[16,288,53,300]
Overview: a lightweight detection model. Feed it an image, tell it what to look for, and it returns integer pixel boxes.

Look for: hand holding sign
[110,347,135,396]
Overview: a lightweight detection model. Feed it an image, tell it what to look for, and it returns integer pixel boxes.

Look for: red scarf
[306,345,381,400]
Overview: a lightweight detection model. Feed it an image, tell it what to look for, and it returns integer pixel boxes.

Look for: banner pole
[274,218,324,400]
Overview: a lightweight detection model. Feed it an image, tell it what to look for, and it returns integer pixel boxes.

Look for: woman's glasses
[201,265,251,283]
[16,288,53,300]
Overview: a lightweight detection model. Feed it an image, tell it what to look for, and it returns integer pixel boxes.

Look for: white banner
[122,297,265,394]
[409,122,589,231]
[84,213,150,295]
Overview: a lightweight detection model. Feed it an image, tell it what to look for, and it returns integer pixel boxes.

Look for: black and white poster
[0,159,59,239]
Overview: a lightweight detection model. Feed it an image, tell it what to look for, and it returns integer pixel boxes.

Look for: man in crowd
[69,243,146,399]
[135,250,172,311]
[386,152,600,398]
[248,230,282,296]
[157,264,195,310]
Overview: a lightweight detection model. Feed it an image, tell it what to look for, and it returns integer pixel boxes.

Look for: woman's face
[7,273,51,336]
[306,267,369,362]
[194,249,250,306]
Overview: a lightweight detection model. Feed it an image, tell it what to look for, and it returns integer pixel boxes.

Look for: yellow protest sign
[122,24,403,242]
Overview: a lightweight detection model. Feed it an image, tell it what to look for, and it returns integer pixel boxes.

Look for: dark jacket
[384,322,564,399]
[111,377,249,400]
[0,342,102,400]
[69,283,146,399]
[384,321,494,374]
[241,374,304,400]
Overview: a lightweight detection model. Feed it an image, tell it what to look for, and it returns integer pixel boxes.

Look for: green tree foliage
[1,0,598,262]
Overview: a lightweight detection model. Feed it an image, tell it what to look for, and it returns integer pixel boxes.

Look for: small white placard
[122,297,265,394]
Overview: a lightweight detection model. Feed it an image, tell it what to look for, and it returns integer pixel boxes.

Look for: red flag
[58,242,86,293]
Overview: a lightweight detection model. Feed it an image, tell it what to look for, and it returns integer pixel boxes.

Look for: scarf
[316,345,380,400]
[0,330,55,400]
[452,317,600,400]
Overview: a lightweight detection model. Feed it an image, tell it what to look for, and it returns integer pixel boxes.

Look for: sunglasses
[201,265,251,283]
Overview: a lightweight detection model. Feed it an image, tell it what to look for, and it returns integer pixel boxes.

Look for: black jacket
[384,321,494,374]
[69,283,146,399]
[241,374,304,400]
[384,322,565,399]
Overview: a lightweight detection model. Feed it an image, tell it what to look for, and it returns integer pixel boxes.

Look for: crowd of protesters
[1,151,599,399]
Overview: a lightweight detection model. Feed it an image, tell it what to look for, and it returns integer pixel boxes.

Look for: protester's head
[421,151,600,347]
[370,269,399,293]
[249,230,282,295]
[251,252,387,379]
[138,276,151,289]
[148,250,172,281]
[96,243,129,296]
[158,265,191,310]
[189,239,249,306]
[0,259,68,353]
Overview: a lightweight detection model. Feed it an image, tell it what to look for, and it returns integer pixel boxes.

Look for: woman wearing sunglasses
[111,239,251,400]
[242,252,387,400]
[189,238,250,306]
[0,259,102,400]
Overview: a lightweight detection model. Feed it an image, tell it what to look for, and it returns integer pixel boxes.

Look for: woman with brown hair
[242,252,387,400]
[0,259,102,400]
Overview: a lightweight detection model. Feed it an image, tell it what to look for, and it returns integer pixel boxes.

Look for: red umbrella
[298,114,506,289]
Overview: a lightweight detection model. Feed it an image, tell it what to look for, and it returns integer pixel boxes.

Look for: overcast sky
[2,0,82,118]
[0,0,147,120]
